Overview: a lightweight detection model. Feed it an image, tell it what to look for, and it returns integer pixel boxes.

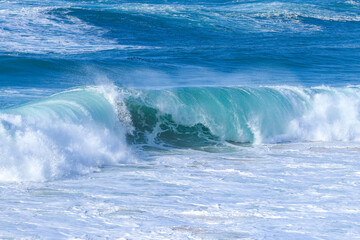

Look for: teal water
[1,0,360,239]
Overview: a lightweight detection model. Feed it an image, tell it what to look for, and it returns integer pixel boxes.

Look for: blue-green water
[1,0,360,239]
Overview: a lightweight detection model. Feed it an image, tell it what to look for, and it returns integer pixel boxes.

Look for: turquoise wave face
[124,86,360,146]
[125,87,305,146]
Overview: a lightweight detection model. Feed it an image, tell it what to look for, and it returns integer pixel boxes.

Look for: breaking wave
[1,85,360,181]
[125,86,360,145]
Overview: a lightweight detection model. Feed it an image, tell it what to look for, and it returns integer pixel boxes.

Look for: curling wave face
[125,86,360,145]
[1,85,360,181]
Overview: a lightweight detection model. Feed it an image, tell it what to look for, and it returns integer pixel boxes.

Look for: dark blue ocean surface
[1,0,360,92]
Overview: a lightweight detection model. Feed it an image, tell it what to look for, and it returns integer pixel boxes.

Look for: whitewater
[1,0,360,239]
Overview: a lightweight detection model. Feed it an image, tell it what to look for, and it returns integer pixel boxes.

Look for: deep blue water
[1,0,360,91]
[1,0,360,239]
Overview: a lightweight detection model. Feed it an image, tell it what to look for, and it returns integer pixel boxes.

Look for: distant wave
[111,2,360,33]
[3,0,360,55]
[0,5,148,54]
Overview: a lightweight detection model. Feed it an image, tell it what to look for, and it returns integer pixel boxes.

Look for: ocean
[1,0,360,239]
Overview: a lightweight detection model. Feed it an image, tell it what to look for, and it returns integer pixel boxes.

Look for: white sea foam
[244,2,360,22]
[0,5,145,54]
[345,0,360,6]
[282,87,360,142]
[255,86,360,143]
[116,2,360,33]
[114,2,349,33]
[0,86,132,182]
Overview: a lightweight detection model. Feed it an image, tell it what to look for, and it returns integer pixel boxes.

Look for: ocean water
[1,0,360,239]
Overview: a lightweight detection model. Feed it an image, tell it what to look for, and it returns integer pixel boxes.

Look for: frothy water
[0,86,132,182]
[1,143,360,239]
